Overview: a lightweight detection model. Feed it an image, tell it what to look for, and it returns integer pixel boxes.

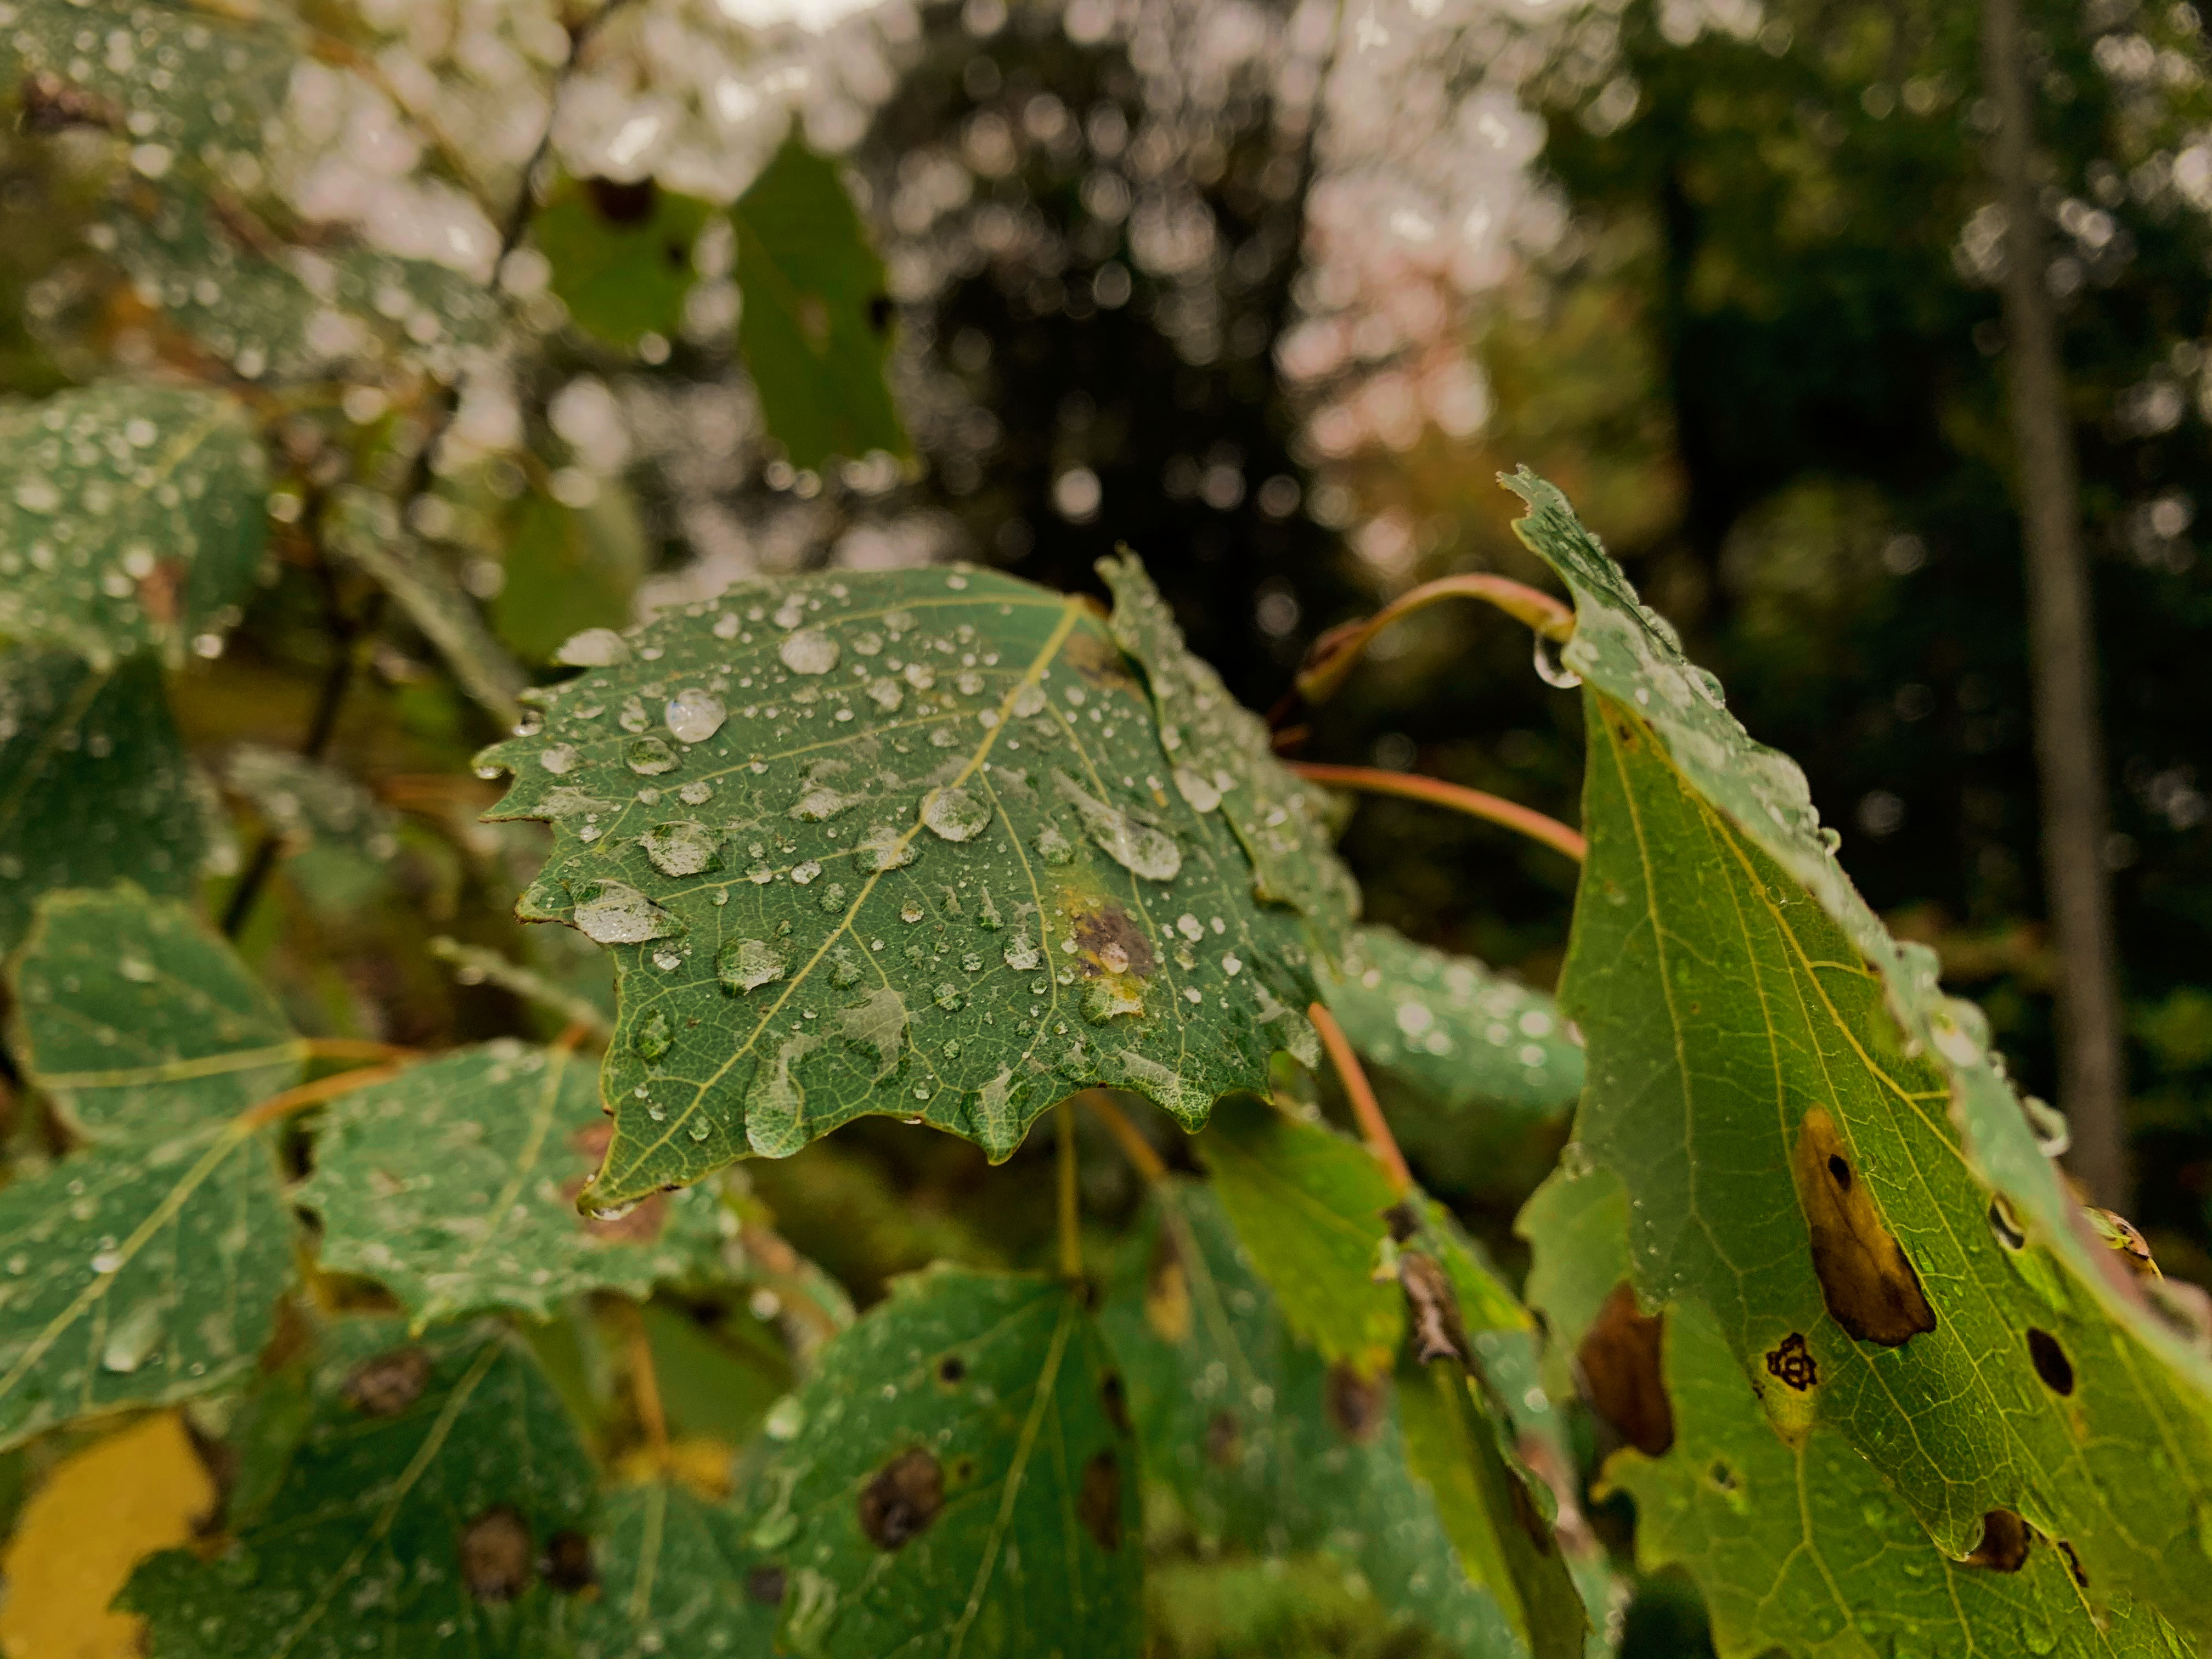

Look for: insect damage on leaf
[1961,1509,2032,1572]
[858,1447,944,1549]
[1079,1452,1124,1550]
[1791,1106,1937,1347]
[1399,1250,1472,1365]
[1575,1283,1673,1457]
[460,1505,534,1602]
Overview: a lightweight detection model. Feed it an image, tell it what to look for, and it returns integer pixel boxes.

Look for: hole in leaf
[746,1564,788,1605]
[541,1530,595,1593]
[1324,1361,1389,1443]
[1961,1510,2030,1572]
[1705,1459,1737,1492]
[1101,1370,1131,1436]
[859,1447,944,1550]
[2027,1328,2074,1396]
[459,1505,533,1603]
[587,177,657,224]
[1077,1451,1122,1551]
[1825,1153,1852,1190]
[2057,1540,2089,1588]
[341,1348,431,1417]
[1575,1282,1673,1457]
[937,1355,966,1384]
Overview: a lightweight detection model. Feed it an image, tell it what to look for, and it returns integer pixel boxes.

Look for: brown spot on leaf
[566,1122,668,1242]
[586,177,657,223]
[341,1348,431,1417]
[1961,1510,2030,1572]
[1397,1250,1469,1365]
[1764,1332,1818,1392]
[1204,1410,1239,1466]
[1144,1228,1191,1342]
[1791,1106,1937,1346]
[2026,1328,2074,1396]
[797,294,832,352]
[1382,1201,1420,1243]
[1101,1370,1131,1436]
[2084,1208,2160,1279]
[746,1564,788,1605]
[540,1530,596,1592]
[1576,1282,1674,1457]
[2058,1539,2089,1588]
[1325,1362,1389,1442]
[937,1355,966,1384]
[1077,1451,1122,1551]
[459,1505,533,1602]
[1071,906,1155,980]
[136,560,184,628]
[1062,629,1138,692]
[859,1448,943,1550]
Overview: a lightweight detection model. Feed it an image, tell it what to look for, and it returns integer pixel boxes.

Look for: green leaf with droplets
[1510,467,2212,1641]
[122,1318,599,1658]
[0,386,266,668]
[556,1481,778,1659]
[9,885,303,1141]
[475,563,1341,1209]
[0,652,218,952]
[733,1265,1140,1657]
[1094,1179,1529,1659]
[490,483,648,667]
[225,743,403,863]
[296,1041,733,1329]
[731,138,909,469]
[1322,924,1582,1120]
[535,177,714,351]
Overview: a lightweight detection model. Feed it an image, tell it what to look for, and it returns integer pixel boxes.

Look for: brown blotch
[1507,1470,1555,1553]
[2026,1328,2075,1396]
[1575,1282,1674,1457]
[21,71,122,132]
[746,1564,788,1605]
[566,1122,668,1243]
[1071,906,1155,979]
[1077,1451,1123,1551]
[859,1447,944,1550]
[1204,1410,1240,1466]
[540,1530,596,1593]
[1764,1332,1818,1392]
[2057,1539,2089,1588]
[136,561,185,628]
[1324,1362,1389,1443]
[2084,1207,2161,1280]
[1791,1106,1937,1346]
[1381,1201,1420,1243]
[1144,1229,1191,1342]
[586,176,658,223]
[342,1348,431,1417]
[459,1505,533,1603]
[1961,1510,2030,1572]
[1063,629,1138,692]
[1101,1371,1132,1436]
[1397,1250,1470,1365]
[937,1355,967,1384]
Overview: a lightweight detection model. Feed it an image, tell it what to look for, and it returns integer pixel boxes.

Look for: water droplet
[99,1298,163,1373]
[665,689,727,743]
[1036,824,1075,865]
[900,900,924,923]
[633,1008,674,1059]
[555,627,629,667]
[790,785,864,821]
[1172,768,1222,812]
[678,780,714,805]
[687,1121,710,1141]
[779,628,841,675]
[627,737,678,776]
[718,939,786,994]
[859,825,918,871]
[713,611,741,640]
[934,983,963,1011]
[591,1199,642,1223]
[90,1249,124,1274]
[791,859,822,885]
[1053,772,1182,881]
[1533,634,1583,689]
[921,786,993,842]
[641,821,721,878]
[1005,935,1042,970]
[573,882,680,944]
[539,744,579,774]
[1011,682,1047,718]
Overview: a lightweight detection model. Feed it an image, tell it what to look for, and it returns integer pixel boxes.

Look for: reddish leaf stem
[1308,1002,1413,1197]
[1291,763,1587,864]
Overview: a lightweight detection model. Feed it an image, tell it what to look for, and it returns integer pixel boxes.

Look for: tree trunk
[1978,0,2131,1211]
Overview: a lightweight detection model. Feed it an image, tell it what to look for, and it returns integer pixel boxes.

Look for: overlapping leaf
[226,743,402,862]
[0,652,218,951]
[1094,1179,1527,1659]
[123,1318,599,1658]
[478,562,1338,1209]
[0,386,266,668]
[733,1265,1139,1656]
[731,139,910,468]
[297,1040,733,1327]
[557,1481,778,1659]
[1511,469,2212,1638]
[537,178,713,351]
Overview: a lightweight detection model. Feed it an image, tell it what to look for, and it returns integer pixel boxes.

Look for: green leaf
[558,1480,778,1659]
[1,0,296,153]
[123,1318,599,1658]
[1322,924,1582,1119]
[735,1265,1139,1657]
[637,1301,789,1444]
[1515,1158,1631,1367]
[476,563,1338,1208]
[489,485,648,667]
[0,652,217,952]
[9,884,302,1141]
[1509,469,2212,1638]
[731,139,908,468]
[1094,1179,1528,1659]
[225,743,402,863]
[0,386,266,668]
[295,1041,733,1329]
[536,178,713,350]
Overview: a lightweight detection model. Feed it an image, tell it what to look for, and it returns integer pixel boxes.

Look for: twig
[1295,574,1577,707]
[1290,763,1588,863]
[301,1038,421,1063]
[622,1300,670,1466]
[1057,1103,1082,1280]
[1082,1091,1167,1185]
[1308,1002,1412,1197]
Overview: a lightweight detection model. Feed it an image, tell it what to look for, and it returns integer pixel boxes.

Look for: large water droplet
[1533,634,1583,690]
[539,744,579,775]
[859,825,918,871]
[790,785,864,821]
[718,938,787,994]
[921,786,992,842]
[1053,772,1181,881]
[573,882,680,944]
[1036,824,1074,865]
[627,737,678,775]
[641,820,720,878]
[633,1008,674,1059]
[665,689,726,743]
[1004,935,1042,970]
[1172,768,1221,812]
[779,628,840,675]
[1011,682,1047,718]
[99,1297,165,1373]
[555,627,630,667]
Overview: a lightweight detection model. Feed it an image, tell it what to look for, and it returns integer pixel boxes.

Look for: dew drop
[641,821,721,878]
[538,744,579,775]
[627,737,679,775]
[791,859,822,885]
[555,628,630,667]
[1533,634,1583,690]
[1036,824,1075,865]
[1172,768,1222,812]
[718,939,786,994]
[665,689,727,743]
[921,786,992,843]
[633,1009,674,1059]
[1004,935,1042,970]
[1053,772,1182,881]
[572,882,680,944]
[859,825,918,871]
[779,628,841,675]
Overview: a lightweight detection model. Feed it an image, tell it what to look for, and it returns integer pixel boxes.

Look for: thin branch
[238,1062,405,1131]
[1057,1103,1083,1280]
[1308,1002,1412,1197]
[1295,574,1577,707]
[622,1301,670,1465]
[1290,762,1588,863]
[301,1038,421,1063]
[1082,1091,1167,1185]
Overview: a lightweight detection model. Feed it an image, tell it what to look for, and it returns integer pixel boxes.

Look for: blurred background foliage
[6,0,2212,1650]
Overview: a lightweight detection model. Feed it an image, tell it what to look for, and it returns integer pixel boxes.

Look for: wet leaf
[537,177,714,350]
[0,0,295,153]
[0,652,219,953]
[123,1318,597,1658]
[731,139,909,469]
[226,743,403,862]
[295,1041,732,1329]
[734,1265,1138,1656]
[556,1481,777,1659]
[490,484,648,667]
[476,563,1340,1209]
[1511,469,2212,1638]
[0,386,266,668]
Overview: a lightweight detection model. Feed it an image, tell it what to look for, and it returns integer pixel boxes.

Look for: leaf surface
[559,1480,778,1659]
[478,563,1336,1206]
[536,179,713,349]
[731,139,909,467]
[297,1040,732,1328]
[735,1265,1140,1657]
[0,386,266,668]
[1511,469,2212,1638]
[0,653,216,952]
[1,0,295,151]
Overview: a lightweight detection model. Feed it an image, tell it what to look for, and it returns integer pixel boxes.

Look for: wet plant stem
[1084,1091,1167,1185]
[1310,1002,1412,1197]
[1289,763,1588,863]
